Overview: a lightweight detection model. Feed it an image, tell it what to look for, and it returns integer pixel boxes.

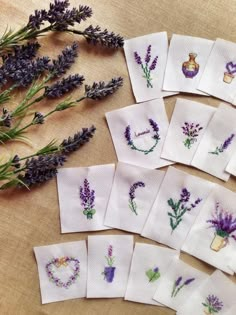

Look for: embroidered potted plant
[128,181,145,215]
[79,178,96,219]
[207,202,236,252]
[223,61,236,84]
[102,245,116,283]
[202,295,223,314]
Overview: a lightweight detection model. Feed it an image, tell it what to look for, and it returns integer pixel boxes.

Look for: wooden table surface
[0,1,235,314]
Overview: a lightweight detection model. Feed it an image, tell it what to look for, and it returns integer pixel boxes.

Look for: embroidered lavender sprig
[167,188,202,233]
[128,181,145,215]
[209,134,235,155]
[202,295,223,314]
[145,266,161,283]
[171,276,195,297]
[134,45,158,88]
[181,122,203,149]
[79,179,96,219]
[102,245,116,283]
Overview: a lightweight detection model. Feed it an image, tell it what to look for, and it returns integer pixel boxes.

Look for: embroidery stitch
[128,181,145,215]
[206,202,236,252]
[167,188,202,233]
[182,53,199,78]
[79,178,96,219]
[181,122,203,149]
[134,45,158,88]
[223,61,236,84]
[102,245,116,283]
[208,134,235,155]
[202,295,223,314]
[124,119,161,155]
[45,256,80,289]
[171,276,195,297]
[145,266,161,283]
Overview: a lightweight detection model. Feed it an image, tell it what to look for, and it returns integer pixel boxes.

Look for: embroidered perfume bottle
[182,53,199,78]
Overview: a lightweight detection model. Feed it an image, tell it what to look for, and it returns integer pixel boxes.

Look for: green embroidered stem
[141,64,153,88]
[167,198,185,233]
[128,198,138,215]
[183,137,196,149]
[105,256,114,267]
[129,136,159,155]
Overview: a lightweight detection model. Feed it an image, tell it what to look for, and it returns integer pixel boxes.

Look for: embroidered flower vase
[223,72,235,84]
[103,266,116,283]
[204,308,211,315]
[210,233,228,252]
[182,53,199,78]
[83,208,96,219]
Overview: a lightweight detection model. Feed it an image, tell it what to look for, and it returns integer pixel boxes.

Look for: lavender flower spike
[79,178,96,219]
[209,133,235,155]
[128,181,145,215]
[85,77,123,99]
[202,294,223,314]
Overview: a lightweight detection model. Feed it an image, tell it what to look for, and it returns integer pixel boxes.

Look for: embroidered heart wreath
[45,256,80,289]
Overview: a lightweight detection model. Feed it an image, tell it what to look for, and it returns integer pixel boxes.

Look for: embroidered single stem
[171,276,195,298]
[145,267,161,283]
[128,181,145,215]
[209,133,235,155]
[134,45,158,88]
[202,295,223,314]
[124,118,160,155]
[181,122,203,149]
[167,188,202,233]
[102,245,116,283]
[79,178,96,219]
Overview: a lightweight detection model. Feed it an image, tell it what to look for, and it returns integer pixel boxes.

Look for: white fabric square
[163,34,214,95]
[161,98,216,164]
[124,32,177,103]
[226,150,236,176]
[105,99,173,169]
[153,257,207,311]
[198,38,236,105]
[191,103,236,181]
[104,162,165,233]
[34,241,87,304]
[57,164,115,233]
[141,166,215,250]
[125,243,179,306]
[87,235,133,298]
[181,185,236,275]
[178,270,236,315]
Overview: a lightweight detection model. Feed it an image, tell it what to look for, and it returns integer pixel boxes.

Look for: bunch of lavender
[206,202,236,240]
[128,181,145,215]
[0,125,96,190]
[134,45,158,88]
[167,188,202,233]
[181,122,203,149]
[0,0,123,54]
[79,178,96,219]
[145,266,161,283]
[209,134,235,155]
[171,276,195,298]
[202,295,223,314]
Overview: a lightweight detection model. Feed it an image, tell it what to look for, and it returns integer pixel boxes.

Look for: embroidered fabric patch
[124,32,177,102]
[141,166,214,250]
[191,103,236,181]
[87,235,133,298]
[34,241,87,304]
[57,164,115,233]
[105,99,173,169]
[198,38,236,105]
[163,34,213,95]
[161,98,215,165]
[104,162,165,234]
[125,243,178,306]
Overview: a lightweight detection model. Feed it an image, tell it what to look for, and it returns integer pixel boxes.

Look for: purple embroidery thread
[209,134,235,155]
[202,295,223,314]
[145,266,161,283]
[102,245,116,283]
[171,276,195,297]
[124,118,161,154]
[181,122,203,149]
[79,178,96,219]
[128,181,145,215]
[134,45,158,88]
[45,256,80,289]
[167,188,202,233]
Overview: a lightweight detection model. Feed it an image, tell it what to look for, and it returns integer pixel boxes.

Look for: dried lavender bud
[27,9,48,29]
[0,69,7,86]
[0,108,12,127]
[44,74,84,98]
[60,125,96,153]
[32,112,44,124]
[12,155,21,169]
[184,278,195,285]
[85,77,123,100]
[10,42,41,60]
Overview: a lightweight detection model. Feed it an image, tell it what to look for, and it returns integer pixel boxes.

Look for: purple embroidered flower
[128,181,145,215]
[102,245,116,283]
[202,295,223,314]
[149,55,158,71]
[79,178,96,219]
[182,122,203,149]
[209,133,235,155]
[180,188,191,203]
[226,62,236,75]
[146,266,161,283]
[184,278,195,285]
[134,51,142,65]
[145,45,151,63]
[175,276,182,287]
[108,245,113,257]
[171,276,195,297]
[149,118,159,133]
[153,267,159,273]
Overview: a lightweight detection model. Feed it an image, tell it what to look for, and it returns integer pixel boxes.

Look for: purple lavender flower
[172,276,195,297]
[209,133,235,155]
[108,245,113,257]
[226,61,236,75]
[146,266,161,283]
[32,112,45,125]
[149,55,158,71]
[202,294,223,313]
[124,125,132,145]
[175,276,182,287]
[182,122,203,149]
[149,118,159,132]
[180,188,191,203]
[145,45,151,63]
[134,51,142,65]
[153,267,159,273]
[128,181,145,215]
[85,77,123,99]
[184,278,195,285]
[0,108,12,127]
[79,178,96,219]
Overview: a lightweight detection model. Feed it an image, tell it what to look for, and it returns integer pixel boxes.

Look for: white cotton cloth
[163,34,214,95]
[34,241,87,304]
[104,162,165,234]
[141,166,215,250]
[191,103,236,181]
[105,99,173,169]
[226,150,236,176]
[87,235,133,298]
[198,38,236,105]
[124,32,177,103]
[178,270,236,315]
[125,243,179,306]
[153,257,207,311]
[57,164,115,233]
[181,185,236,275]
[161,98,216,165]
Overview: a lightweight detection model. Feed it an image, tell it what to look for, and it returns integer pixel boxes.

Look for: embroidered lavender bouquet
[102,245,116,283]
[79,179,96,219]
[202,295,223,315]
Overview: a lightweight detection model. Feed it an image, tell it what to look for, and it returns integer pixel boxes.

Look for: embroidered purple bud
[149,55,158,71]
[226,61,236,75]
[184,278,195,285]
[153,267,159,273]
[175,276,182,286]
[149,118,159,132]
[129,181,145,201]
[180,188,190,203]
[205,295,223,311]
[145,45,152,64]
[124,125,132,145]
[222,133,235,150]
[108,245,113,257]
[134,51,142,65]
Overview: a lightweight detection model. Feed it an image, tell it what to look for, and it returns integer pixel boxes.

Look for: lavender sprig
[182,122,203,149]
[171,276,195,297]
[128,181,145,215]
[105,245,115,267]
[0,108,12,127]
[202,295,223,314]
[84,77,123,99]
[80,178,96,219]
[209,134,235,155]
